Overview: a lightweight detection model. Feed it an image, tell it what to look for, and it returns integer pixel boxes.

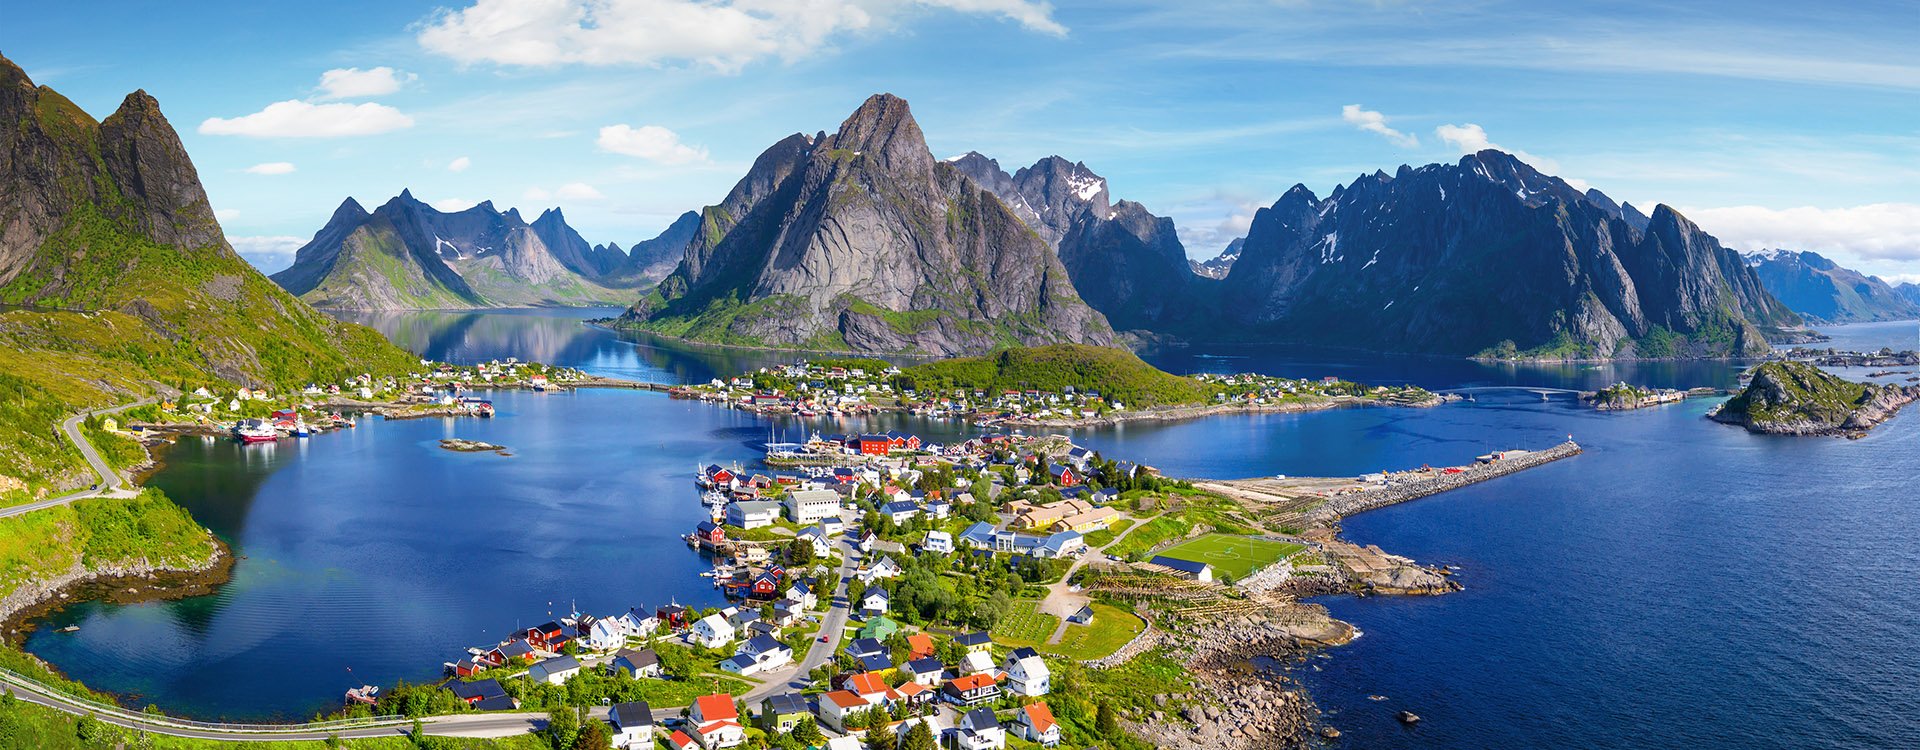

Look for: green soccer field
[1154,534,1305,579]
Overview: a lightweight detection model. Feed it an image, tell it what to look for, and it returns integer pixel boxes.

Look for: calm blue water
[23,311,1920,750]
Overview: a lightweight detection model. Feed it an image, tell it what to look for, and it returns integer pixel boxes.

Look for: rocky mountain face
[1191,239,1241,279]
[272,193,647,309]
[617,210,700,284]
[624,94,1112,355]
[0,53,416,391]
[1217,150,1807,359]
[1900,283,1920,308]
[948,151,1206,333]
[1744,249,1920,323]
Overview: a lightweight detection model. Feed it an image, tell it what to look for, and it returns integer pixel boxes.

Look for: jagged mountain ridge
[624,94,1113,356]
[1217,150,1808,358]
[0,52,416,391]
[948,151,1206,333]
[1743,249,1920,323]
[1191,239,1241,279]
[271,194,683,310]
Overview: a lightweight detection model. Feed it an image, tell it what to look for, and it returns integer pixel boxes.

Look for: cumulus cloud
[1682,203,1920,263]
[213,208,241,221]
[1341,104,1418,148]
[200,100,415,137]
[597,124,709,164]
[244,161,297,175]
[229,235,307,273]
[448,156,472,172]
[317,67,416,99]
[417,0,1066,72]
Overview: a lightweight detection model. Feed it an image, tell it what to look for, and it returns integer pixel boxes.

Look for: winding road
[0,398,151,519]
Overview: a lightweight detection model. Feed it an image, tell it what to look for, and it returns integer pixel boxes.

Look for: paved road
[0,399,151,519]
[742,510,861,703]
[1039,514,1155,644]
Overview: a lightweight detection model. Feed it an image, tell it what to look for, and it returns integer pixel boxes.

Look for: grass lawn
[991,599,1059,645]
[1080,518,1135,549]
[1048,603,1145,660]
[1103,513,1191,559]
[1154,533,1304,580]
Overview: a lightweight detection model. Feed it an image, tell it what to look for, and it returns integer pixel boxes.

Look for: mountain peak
[332,197,369,220]
[828,93,930,173]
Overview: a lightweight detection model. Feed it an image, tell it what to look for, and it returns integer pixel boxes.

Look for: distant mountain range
[620,94,1112,355]
[1190,239,1241,279]
[271,193,696,310]
[1743,249,1920,324]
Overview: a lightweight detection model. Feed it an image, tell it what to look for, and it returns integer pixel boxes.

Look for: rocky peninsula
[1709,361,1920,437]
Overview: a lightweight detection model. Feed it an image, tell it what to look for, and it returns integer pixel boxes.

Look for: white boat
[700,490,729,507]
[232,419,278,443]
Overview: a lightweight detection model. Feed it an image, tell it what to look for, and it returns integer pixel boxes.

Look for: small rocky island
[439,438,509,454]
[1709,361,1920,437]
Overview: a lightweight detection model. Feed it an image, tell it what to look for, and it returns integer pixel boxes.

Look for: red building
[527,622,566,650]
[855,435,893,455]
[657,604,691,631]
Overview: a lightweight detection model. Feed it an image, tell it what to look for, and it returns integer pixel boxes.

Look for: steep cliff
[625,94,1112,355]
[1218,151,1808,359]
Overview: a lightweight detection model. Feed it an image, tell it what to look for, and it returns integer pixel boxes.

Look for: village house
[946,707,1006,750]
[608,701,655,749]
[615,608,660,638]
[795,526,834,558]
[785,488,841,524]
[819,689,880,733]
[667,730,698,750]
[942,672,1000,706]
[691,613,737,648]
[610,648,663,679]
[785,579,816,609]
[449,679,516,711]
[1003,647,1051,696]
[960,649,997,676]
[1035,531,1085,559]
[1149,555,1214,582]
[720,635,793,676]
[905,656,945,686]
[582,617,627,652]
[858,556,902,583]
[529,655,582,685]
[880,499,920,524]
[923,530,954,554]
[527,621,567,651]
[860,587,890,616]
[725,500,782,529]
[693,521,727,547]
[488,639,536,665]
[657,604,692,631]
[955,631,994,653]
[907,632,936,659]
[760,693,811,733]
[691,693,745,749]
[1011,702,1060,747]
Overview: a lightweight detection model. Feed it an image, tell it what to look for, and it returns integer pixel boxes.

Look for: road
[1038,514,1155,643]
[0,398,151,519]
[742,509,861,703]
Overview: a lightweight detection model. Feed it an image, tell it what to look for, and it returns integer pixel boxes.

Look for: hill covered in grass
[1710,361,1920,436]
[896,344,1213,407]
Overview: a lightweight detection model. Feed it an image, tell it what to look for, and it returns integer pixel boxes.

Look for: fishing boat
[232,419,278,443]
[293,421,313,438]
[700,490,729,508]
[344,685,380,705]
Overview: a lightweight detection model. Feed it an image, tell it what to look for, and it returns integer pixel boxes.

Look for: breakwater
[1305,440,1582,523]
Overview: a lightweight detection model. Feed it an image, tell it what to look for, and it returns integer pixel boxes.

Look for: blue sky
[7,0,1918,280]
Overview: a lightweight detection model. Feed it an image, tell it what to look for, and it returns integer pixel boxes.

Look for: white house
[719,635,793,676]
[615,609,660,638]
[785,489,841,524]
[690,613,737,648]
[795,527,834,558]
[923,530,953,554]
[582,617,627,651]
[960,650,996,676]
[610,648,663,679]
[1011,702,1059,747]
[820,516,847,535]
[1003,648,1051,696]
[892,715,949,747]
[946,707,1006,750]
[858,556,902,583]
[691,694,745,749]
[725,500,781,530]
[784,580,816,609]
[856,531,876,553]
[860,588,890,616]
[529,655,582,685]
[819,690,881,733]
[608,701,655,749]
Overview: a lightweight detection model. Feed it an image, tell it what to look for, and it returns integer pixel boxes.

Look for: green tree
[1097,701,1121,736]
[864,723,895,750]
[791,716,825,747]
[788,537,815,565]
[544,706,581,750]
[573,717,611,750]
[901,720,937,750]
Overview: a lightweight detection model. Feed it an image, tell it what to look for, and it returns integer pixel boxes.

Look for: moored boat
[232,419,278,443]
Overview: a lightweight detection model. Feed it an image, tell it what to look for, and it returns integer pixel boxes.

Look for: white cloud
[417,0,1065,72]
[316,67,416,99]
[556,182,604,200]
[432,198,476,212]
[200,100,415,138]
[1341,104,1418,148]
[448,156,472,172]
[244,161,297,175]
[1682,203,1920,263]
[214,208,241,221]
[598,124,709,164]
[229,235,307,272]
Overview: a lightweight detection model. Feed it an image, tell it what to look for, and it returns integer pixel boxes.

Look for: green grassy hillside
[897,344,1213,407]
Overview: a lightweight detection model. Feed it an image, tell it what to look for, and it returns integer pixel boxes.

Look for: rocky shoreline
[1,537,233,646]
[1304,440,1583,523]
[1708,361,1920,438]
[996,393,1449,429]
[1132,602,1355,749]
[439,438,509,454]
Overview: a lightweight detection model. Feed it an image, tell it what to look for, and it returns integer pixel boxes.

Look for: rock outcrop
[625,94,1113,355]
[1709,361,1920,437]
[1218,150,1810,358]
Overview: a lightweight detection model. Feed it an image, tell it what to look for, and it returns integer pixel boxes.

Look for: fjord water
[21,310,1920,749]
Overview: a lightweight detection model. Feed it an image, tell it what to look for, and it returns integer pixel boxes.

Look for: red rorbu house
[657,604,692,631]
[855,435,894,456]
[884,432,922,451]
[694,520,727,546]
[705,465,736,487]
[748,571,782,601]
[1048,464,1078,487]
[527,621,567,651]
[488,639,537,664]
